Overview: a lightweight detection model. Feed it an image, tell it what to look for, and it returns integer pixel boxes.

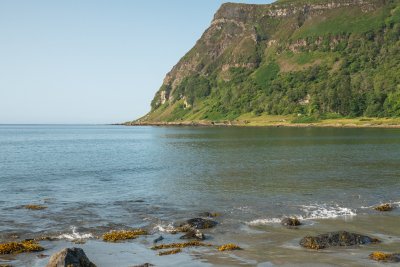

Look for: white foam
[153,223,177,233]
[58,226,93,240]
[246,204,356,226]
[247,218,281,226]
[300,204,356,219]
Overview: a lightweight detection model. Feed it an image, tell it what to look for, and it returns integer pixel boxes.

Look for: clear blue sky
[0,0,274,124]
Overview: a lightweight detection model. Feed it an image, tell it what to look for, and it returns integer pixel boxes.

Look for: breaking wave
[247,203,356,226]
[57,226,93,240]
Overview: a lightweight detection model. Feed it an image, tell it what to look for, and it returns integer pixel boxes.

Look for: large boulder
[46,248,96,267]
[300,231,380,250]
[185,218,217,229]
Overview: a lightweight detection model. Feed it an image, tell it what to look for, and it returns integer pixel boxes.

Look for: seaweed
[374,203,393,212]
[151,241,213,250]
[370,251,391,261]
[158,248,182,256]
[102,229,147,242]
[24,205,47,210]
[218,243,241,251]
[0,240,44,254]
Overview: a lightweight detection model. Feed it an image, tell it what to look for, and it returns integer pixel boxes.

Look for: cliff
[134,0,400,123]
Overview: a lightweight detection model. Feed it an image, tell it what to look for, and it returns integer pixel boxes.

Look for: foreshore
[123,117,400,128]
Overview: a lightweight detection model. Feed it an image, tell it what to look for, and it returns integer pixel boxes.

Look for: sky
[0,0,274,124]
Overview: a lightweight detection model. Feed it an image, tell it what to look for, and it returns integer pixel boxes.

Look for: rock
[369,252,400,262]
[281,217,301,227]
[374,203,394,212]
[131,264,154,267]
[153,236,164,243]
[300,231,380,250]
[0,264,13,267]
[198,212,219,218]
[179,230,205,240]
[184,218,217,229]
[46,248,96,267]
[37,254,49,259]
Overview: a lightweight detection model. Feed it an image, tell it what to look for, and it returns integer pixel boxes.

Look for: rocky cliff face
[139,0,400,122]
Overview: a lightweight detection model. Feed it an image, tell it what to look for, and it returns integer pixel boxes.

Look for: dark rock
[374,203,394,212]
[185,218,217,229]
[153,236,164,244]
[131,264,154,267]
[46,248,96,267]
[179,230,205,240]
[198,212,219,218]
[300,231,380,250]
[281,217,301,227]
[37,254,49,258]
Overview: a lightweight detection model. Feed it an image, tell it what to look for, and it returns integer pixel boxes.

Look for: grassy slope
[134,0,400,126]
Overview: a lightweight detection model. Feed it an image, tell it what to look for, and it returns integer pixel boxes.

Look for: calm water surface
[0,125,399,266]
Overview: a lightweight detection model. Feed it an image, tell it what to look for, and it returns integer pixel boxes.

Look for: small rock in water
[153,236,164,243]
[46,247,96,267]
[179,230,205,240]
[300,231,380,250]
[281,217,301,227]
[374,203,394,212]
[185,218,217,229]
[37,253,49,258]
[369,251,400,262]
[131,264,154,267]
[198,212,219,218]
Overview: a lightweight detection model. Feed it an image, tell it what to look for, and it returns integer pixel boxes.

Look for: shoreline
[123,120,400,129]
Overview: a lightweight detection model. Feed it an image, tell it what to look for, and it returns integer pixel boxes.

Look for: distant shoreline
[123,119,400,129]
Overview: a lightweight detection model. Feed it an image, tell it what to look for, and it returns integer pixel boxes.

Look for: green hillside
[135,0,400,124]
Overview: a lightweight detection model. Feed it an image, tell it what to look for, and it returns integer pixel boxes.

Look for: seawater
[0,125,399,266]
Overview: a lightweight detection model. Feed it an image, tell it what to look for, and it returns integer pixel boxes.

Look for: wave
[153,223,177,233]
[247,203,356,226]
[57,226,93,240]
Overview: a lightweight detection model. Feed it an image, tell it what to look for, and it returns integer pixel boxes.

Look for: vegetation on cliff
[136,0,400,123]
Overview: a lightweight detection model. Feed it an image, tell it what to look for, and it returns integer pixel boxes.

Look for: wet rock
[153,236,164,244]
[179,230,205,240]
[300,231,380,249]
[46,248,96,267]
[369,252,400,262]
[374,203,394,212]
[281,217,301,227]
[198,212,219,218]
[37,253,49,258]
[131,264,154,267]
[0,264,13,267]
[184,218,217,229]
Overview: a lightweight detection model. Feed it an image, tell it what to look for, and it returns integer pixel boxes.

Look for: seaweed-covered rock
[369,252,400,262]
[281,217,301,227]
[46,248,96,267]
[374,203,394,212]
[0,240,44,254]
[185,218,217,229]
[300,231,380,250]
[179,230,205,240]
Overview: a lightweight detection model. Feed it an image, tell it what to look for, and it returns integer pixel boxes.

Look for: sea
[0,125,399,266]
